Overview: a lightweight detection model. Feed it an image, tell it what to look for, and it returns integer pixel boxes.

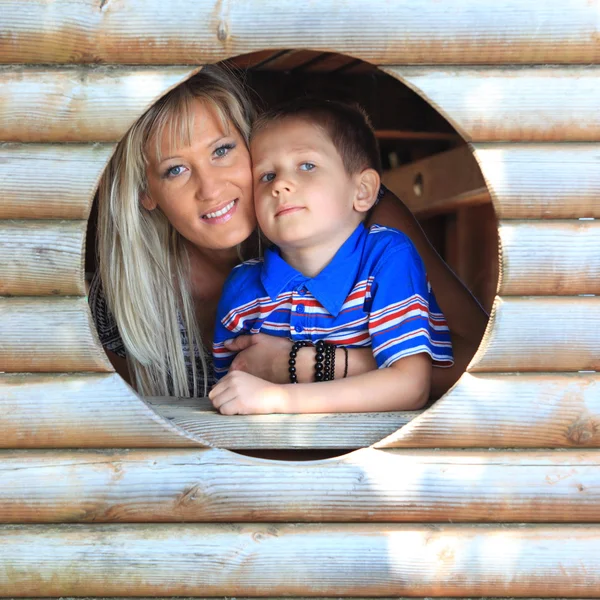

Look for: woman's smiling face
[143,99,256,252]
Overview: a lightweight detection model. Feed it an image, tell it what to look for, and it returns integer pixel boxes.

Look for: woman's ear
[140,193,157,211]
[353,168,381,214]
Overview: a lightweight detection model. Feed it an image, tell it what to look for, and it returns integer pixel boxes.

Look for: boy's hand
[208,371,290,415]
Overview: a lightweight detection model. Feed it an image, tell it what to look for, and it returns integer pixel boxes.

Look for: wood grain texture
[0,144,113,219]
[470,296,600,372]
[385,67,600,142]
[377,373,600,448]
[473,143,600,219]
[1,448,599,523]
[498,220,600,296]
[0,220,86,296]
[0,0,598,64]
[148,397,419,449]
[0,67,199,142]
[0,374,206,448]
[1,524,600,596]
[0,298,113,372]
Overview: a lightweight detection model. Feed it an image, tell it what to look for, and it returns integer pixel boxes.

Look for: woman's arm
[105,348,132,385]
[225,334,376,384]
[369,191,489,397]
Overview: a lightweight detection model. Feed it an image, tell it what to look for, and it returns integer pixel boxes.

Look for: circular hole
[86,50,496,457]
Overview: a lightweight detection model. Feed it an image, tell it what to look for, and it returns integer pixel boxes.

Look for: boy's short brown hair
[252,97,382,176]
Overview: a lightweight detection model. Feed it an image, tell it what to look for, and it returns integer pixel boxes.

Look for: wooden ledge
[147,397,422,449]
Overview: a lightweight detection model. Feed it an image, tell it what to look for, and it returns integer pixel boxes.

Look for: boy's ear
[140,192,157,211]
[353,168,381,214]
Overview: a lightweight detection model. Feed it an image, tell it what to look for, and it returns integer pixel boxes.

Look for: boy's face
[250,118,363,250]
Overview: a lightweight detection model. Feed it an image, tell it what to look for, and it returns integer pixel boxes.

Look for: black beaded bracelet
[315,340,337,382]
[290,340,338,384]
[315,340,326,382]
[289,340,310,384]
[329,344,336,380]
[342,346,349,378]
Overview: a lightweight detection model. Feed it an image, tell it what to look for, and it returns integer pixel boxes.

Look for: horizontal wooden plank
[0,374,206,448]
[382,145,491,218]
[0,144,113,219]
[1,0,598,64]
[377,373,600,448]
[0,298,113,372]
[473,143,600,219]
[0,67,198,142]
[1,598,592,600]
[148,397,419,449]
[5,69,600,148]
[499,220,600,296]
[471,296,600,372]
[0,373,411,450]
[1,448,600,523]
[0,220,86,296]
[385,67,600,142]
[1,524,600,596]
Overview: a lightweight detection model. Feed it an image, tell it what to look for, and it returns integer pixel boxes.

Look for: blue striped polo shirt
[213,223,453,380]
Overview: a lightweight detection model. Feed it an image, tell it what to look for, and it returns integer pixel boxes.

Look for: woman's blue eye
[214,143,235,158]
[300,162,315,171]
[260,172,275,183]
[165,165,185,178]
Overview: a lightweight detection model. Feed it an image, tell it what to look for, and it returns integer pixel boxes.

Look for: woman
[90,65,487,400]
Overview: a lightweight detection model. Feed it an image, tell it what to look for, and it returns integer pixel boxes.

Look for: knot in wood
[217,21,229,42]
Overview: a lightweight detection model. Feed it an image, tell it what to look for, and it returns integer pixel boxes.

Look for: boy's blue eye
[260,172,276,183]
[214,143,235,158]
[300,162,315,171]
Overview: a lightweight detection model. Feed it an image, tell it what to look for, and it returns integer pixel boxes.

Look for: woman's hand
[227,334,378,383]
[225,334,294,384]
[208,371,289,415]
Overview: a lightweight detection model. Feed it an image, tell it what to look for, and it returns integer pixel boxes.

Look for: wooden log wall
[0,2,599,599]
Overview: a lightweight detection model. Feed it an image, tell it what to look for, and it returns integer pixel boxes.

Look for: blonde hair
[97,65,255,397]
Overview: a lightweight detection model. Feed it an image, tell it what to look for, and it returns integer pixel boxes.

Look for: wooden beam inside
[382,145,490,218]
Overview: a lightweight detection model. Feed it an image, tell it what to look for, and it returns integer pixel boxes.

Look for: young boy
[210,98,453,415]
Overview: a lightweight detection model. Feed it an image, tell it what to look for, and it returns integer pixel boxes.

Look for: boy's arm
[208,353,430,415]
[285,352,431,412]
